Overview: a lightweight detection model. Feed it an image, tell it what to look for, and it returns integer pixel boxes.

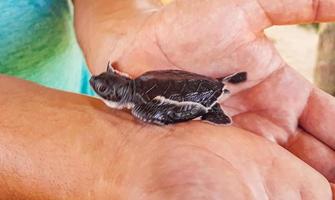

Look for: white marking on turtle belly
[193,117,202,121]
[216,85,230,105]
[102,99,134,110]
[154,96,209,111]
[203,119,233,126]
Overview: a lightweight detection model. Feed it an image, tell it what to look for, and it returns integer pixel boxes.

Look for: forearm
[0,75,137,199]
[0,76,333,199]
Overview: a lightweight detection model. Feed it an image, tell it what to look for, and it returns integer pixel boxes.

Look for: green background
[0,0,94,95]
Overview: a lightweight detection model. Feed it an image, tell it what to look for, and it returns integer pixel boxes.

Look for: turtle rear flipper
[218,72,247,84]
[201,103,232,125]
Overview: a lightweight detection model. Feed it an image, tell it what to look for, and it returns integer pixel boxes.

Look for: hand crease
[255,0,273,27]
[217,35,259,65]
[119,12,158,61]
[298,87,314,127]
[284,128,304,149]
[154,24,183,70]
[312,0,321,22]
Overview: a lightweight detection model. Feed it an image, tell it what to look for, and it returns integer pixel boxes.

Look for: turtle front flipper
[201,103,232,125]
[132,97,207,125]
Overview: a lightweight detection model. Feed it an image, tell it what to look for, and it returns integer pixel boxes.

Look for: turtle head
[90,71,134,109]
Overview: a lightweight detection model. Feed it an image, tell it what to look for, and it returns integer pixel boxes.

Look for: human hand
[74,0,335,184]
[0,75,333,199]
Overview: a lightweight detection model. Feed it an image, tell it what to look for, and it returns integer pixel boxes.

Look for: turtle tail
[218,72,247,84]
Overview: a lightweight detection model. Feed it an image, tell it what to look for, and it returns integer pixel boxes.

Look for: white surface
[265,25,319,82]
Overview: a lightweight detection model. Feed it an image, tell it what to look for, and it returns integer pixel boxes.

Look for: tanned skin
[0,0,334,199]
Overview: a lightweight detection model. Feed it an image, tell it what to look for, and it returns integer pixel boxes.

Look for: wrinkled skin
[0,0,334,199]
[75,0,335,187]
[0,76,333,199]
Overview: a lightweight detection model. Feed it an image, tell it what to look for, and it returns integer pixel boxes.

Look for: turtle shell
[134,70,224,107]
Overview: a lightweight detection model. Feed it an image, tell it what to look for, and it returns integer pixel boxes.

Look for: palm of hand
[79,0,324,147]
[75,0,335,197]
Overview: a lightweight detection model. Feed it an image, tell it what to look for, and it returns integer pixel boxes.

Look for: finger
[332,183,335,200]
[258,0,335,25]
[299,88,335,151]
[234,113,335,182]
[231,104,335,183]
[174,125,332,200]
[286,129,335,182]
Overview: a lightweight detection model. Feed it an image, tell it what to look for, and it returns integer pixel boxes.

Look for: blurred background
[0,0,94,95]
[0,0,334,97]
[266,24,335,96]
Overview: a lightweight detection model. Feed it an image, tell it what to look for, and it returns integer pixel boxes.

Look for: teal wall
[0,0,94,95]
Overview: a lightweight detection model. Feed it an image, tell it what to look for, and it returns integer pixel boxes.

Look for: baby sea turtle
[90,62,247,125]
